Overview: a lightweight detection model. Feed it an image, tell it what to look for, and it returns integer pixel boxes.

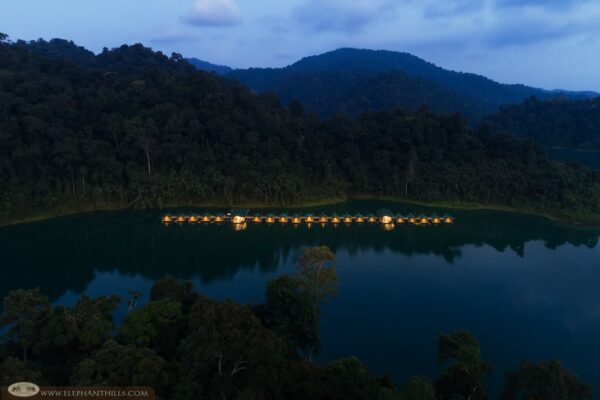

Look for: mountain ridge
[221,48,597,119]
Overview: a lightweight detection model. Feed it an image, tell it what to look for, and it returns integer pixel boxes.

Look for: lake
[1,200,599,394]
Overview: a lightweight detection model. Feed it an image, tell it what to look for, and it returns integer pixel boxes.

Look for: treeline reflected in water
[1,200,598,300]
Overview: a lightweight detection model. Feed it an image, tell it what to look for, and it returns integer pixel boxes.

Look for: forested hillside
[229,69,486,120]
[186,57,232,75]
[1,36,599,224]
[484,97,600,150]
[226,48,596,119]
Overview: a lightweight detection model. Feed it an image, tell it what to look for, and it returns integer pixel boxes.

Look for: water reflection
[0,200,598,301]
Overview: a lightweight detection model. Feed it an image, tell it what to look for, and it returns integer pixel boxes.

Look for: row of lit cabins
[162,208,454,225]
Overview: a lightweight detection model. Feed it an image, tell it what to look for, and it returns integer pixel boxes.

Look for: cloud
[292,0,395,33]
[423,0,485,18]
[184,0,241,27]
[494,0,592,10]
[482,3,600,47]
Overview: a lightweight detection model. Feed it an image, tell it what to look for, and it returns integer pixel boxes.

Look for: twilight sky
[2,0,600,91]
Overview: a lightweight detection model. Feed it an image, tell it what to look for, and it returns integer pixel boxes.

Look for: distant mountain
[484,97,600,150]
[2,38,599,224]
[245,69,486,121]
[186,58,232,75]
[225,48,597,119]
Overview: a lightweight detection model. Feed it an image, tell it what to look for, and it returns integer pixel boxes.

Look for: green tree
[0,288,49,361]
[150,276,197,312]
[118,299,183,357]
[323,357,380,400]
[0,357,43,386]
[176,296,289,400]
[500,359,592,400]
[70,339,169,393]
[296,246,338,304]
[31,295,120,383]
[435,331,491,400]
[261,275,320,357]
[402,375,435,400]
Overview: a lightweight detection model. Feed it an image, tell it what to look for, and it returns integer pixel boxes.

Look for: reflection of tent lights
[233,222,247,231]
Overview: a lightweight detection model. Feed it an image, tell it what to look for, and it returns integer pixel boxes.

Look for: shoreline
[1,196,599,228]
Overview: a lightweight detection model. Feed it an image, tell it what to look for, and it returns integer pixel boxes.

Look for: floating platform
[161,209,454,227]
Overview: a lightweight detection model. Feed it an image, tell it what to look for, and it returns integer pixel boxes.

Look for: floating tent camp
[231,209,249,224]
[316,213,328,223]
[377,208,393,224]
[214,213,226,222]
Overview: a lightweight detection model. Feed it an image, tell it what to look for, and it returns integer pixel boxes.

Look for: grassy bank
[1,196,599,228]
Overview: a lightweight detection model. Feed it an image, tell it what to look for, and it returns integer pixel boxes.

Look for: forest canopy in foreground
[0,246,593,400]
[0,36,599,224]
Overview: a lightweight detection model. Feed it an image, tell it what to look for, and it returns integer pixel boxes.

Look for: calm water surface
[1,200,599,393]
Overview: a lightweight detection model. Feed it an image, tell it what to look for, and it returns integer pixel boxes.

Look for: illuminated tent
[231,208,249,224]
[376,208,393,224]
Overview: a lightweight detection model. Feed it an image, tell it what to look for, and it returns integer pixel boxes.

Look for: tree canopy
[0,37,599,225]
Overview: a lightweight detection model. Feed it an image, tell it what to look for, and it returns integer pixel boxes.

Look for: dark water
[1,200,599,394]
[546,147,600,169]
